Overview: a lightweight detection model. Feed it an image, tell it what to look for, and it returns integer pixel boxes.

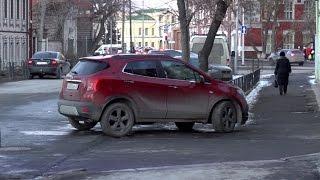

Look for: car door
[122,60,167,119]
[160,60,209,119]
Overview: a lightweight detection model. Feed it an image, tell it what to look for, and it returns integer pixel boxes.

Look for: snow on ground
[246,80,271,107]
[309,75,316,85]
[0,79,62,94]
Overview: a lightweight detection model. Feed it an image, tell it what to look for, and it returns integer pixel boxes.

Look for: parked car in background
[268,49,305,66]
[58,54,248,137]
[149,49,233,81]
[27,51,71,79]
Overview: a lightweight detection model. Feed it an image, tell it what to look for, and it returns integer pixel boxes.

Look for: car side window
[161,61,197,81]
[124,61,158,78]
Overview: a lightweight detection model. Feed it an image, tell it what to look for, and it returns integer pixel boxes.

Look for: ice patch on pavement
[0,79,62,94]
[261,74,274,79]
[20,131,69,136]
[6,99,61,119]
[246,80,271,107]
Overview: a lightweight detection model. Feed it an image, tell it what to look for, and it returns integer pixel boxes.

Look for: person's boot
[284,85,288,95]
[279,85,284,95]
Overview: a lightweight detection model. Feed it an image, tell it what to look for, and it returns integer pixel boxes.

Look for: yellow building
[117,8,177,51]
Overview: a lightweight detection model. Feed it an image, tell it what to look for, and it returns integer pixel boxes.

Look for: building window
[284,0,293,20]
[4,0,8,18]
[152,28,155,36]
[22,0,26,20]
[151,42,155,47]
[10,0,14,19]
[16,0,20,19]
[145,28,149,36]
[139,28,142,36]
[159,15,163,22]
[138,42,142,47]
[303,33,312,46]
[304,0,315,20]
[145,42,148,47]
[283,32,295,49]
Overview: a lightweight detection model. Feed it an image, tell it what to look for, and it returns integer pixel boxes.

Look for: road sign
[241,25,247,34]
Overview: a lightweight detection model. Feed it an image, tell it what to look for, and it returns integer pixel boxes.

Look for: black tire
[175,122,195,132]
[68,117,98,131]
[56,68,62,79]
[212,101,237,133]
[299,62,304,66]
[39,75,44,79]
[100,103,135,137]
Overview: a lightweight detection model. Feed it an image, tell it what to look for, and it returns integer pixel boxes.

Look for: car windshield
[71,59,109,75]
[32,52,58,59]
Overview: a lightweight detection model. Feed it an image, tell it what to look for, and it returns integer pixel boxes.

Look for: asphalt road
[0,64,319,179]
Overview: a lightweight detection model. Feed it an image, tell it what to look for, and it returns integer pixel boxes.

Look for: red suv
[58,55,248,137]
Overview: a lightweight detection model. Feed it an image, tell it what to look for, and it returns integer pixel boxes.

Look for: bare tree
[91,0,124,52]
[177,0,197,62]
[37,0,48,51]
[198,0,231,71]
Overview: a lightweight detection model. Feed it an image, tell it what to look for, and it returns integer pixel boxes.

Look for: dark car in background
[149,49,233,81]
[27,51,71,79]
[58,54,248,137]
[268,49,305,66]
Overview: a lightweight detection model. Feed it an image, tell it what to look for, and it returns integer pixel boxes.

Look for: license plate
[36,61,48,65]
[67,83,79,90]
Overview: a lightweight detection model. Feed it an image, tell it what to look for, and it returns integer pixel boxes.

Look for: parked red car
[58,55,248,137]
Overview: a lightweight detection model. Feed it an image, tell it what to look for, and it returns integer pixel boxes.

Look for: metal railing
[232,68,261,93]
[0,59,29,80]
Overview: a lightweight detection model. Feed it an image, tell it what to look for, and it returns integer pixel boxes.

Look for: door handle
[124,80,135,84]
[168,85,178,89]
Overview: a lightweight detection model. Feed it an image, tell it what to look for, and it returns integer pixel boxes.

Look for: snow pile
[246,80,271,107]
[309,75,316,85]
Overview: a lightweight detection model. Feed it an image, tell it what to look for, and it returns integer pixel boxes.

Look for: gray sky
[132,0,177,10]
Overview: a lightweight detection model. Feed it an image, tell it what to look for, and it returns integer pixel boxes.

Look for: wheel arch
[207,98,242,124]
[100,95,138,122]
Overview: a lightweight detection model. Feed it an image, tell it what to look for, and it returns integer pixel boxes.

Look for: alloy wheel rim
[221,106,235,129]
[108,107,130,132]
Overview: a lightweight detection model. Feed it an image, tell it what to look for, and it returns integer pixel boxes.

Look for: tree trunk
[38,0,47,51]
[198,0,228,72]
[177,0,190,62]
[90,17,107,52]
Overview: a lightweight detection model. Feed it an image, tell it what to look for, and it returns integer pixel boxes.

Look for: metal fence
[232,68,261,93]
[0,60,29,80]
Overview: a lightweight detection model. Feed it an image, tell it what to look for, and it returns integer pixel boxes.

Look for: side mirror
[199,75,205,84]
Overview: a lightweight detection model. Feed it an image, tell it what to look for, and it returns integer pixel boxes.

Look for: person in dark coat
[274,51,292,95]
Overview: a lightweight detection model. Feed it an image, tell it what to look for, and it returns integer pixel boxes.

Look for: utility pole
[129,0,134,53]
[315,0,320,82]
[121,0,125,53]
[142,0,145,47]
[110,17,113,51]
[234,0,239,74]
[241,7,245,66]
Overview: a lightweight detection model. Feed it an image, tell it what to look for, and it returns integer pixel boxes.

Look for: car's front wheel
[68,117,98,131]
[212,101,237,133]
[100,103,135,137]
[175,122,195,132]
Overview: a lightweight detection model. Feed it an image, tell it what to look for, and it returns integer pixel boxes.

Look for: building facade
[117,8,177,50]
[0,0,30,69]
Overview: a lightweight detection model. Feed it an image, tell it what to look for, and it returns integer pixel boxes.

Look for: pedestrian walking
[274,51,292,95]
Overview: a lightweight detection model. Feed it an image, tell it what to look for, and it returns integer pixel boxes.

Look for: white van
[95,44,122,55]
[190,35,230,66]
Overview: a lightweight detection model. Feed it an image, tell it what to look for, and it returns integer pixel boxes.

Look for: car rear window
[32,52,58,59]
[71,60,108,75]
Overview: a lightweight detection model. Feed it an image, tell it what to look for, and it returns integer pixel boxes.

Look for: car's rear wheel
[212,101,237,133]
[68,117,98,131]
[100,103,134,137]
[175,122,195,131]
[299,62,304,66]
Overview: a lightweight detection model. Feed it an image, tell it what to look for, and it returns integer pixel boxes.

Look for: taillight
[86,79,99,91]
[27,59,33,65]
[51,59,58,66]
